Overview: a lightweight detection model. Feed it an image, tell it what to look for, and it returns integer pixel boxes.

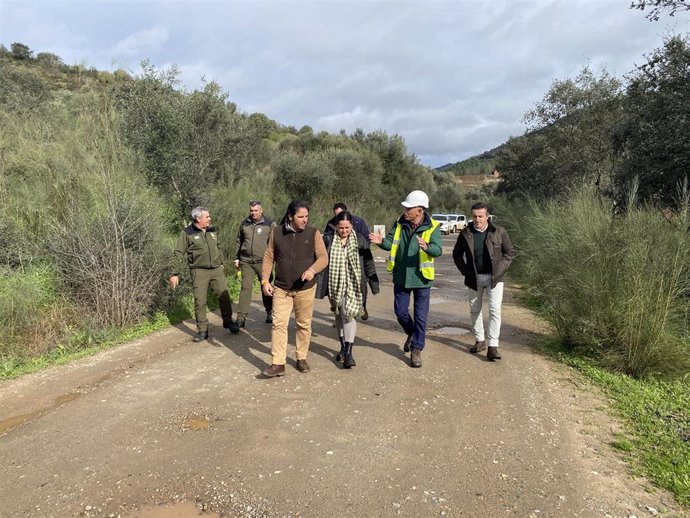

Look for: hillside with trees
[0,42,469,370]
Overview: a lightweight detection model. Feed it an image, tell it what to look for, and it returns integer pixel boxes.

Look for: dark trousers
[190,266,233,332]
[393,285,431,350]
[237,261,273,318]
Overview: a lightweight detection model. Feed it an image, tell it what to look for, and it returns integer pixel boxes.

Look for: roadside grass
[537,337,690,507]
[0,275,248,380]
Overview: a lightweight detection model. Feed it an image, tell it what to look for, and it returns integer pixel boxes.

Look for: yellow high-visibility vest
[387,219,440,280]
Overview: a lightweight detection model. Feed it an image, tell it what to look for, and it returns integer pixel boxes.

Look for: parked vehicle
[431,213,451,235]
[448,214,467,232]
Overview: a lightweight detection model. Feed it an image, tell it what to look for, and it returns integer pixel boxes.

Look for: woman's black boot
[336,336,346,362]
[343,342,356,368]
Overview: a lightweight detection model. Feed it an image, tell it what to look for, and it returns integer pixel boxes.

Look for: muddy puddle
[181,415,212,430]
[0,392,82,434]
[121,501,219,518]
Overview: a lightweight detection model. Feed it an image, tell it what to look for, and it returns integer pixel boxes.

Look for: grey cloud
[2,0,688,167]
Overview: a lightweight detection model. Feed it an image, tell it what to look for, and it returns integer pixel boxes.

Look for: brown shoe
[410,348,422,368]
[262,364,285,377]
[487,347,502,361]
[469,340,486,353]
[295,359,311,373]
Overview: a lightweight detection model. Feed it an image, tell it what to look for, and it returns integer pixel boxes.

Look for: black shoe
[403,334,412,353]
[193,331,208,342]
[227,320,240,334]
[410,347,422,368]
[469,340,486,353]
[265,312,273,324]
[487,347,502,361]
[361,307,369,321]
[296,359,311,373]
[343,342,356,368]
[336,336,346,362]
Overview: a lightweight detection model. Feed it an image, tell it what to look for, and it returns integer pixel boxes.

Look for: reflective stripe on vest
[387,219,440,280]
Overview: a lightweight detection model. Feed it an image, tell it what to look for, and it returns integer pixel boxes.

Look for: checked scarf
[328,234,363,319]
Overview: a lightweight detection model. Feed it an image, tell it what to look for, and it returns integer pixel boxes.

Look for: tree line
[495,35,690,208]
[0,44,464,366]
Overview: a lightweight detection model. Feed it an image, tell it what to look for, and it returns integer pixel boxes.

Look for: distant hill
[435,143,505,176]
[0,42,131,94]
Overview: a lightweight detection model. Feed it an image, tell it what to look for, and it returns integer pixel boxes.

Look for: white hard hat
[401,190,429,209]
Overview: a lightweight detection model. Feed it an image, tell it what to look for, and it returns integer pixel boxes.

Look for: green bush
[507,189,690,378]
[0,264,59,345]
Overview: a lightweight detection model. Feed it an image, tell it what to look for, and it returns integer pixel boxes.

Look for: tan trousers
[271,285,317,365]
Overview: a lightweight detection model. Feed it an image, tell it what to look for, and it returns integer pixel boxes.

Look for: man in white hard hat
[370,190,443,367]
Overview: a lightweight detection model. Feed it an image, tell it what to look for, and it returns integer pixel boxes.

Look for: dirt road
[0,235,684,517]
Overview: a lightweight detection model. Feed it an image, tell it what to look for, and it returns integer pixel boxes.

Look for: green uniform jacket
[235,216,275,264]
[171,224,225,276]
[378,212,443,288]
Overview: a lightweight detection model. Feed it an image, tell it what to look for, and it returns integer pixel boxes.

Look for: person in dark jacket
[260,200,328,377]
[234,200,275,328]
[169,207,240,342]
[452,202,516,361]
[317,211,380,368]
[324,202,373,320]
[370,190,443,368]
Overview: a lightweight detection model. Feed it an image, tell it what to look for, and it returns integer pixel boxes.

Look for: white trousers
[468,273,504,348]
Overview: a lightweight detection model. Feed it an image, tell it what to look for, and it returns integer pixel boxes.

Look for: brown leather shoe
[410,348,422,368]
[295,359,311,373]
[470,340,486,353]
[262,364,285,377]
[487,347,502,361]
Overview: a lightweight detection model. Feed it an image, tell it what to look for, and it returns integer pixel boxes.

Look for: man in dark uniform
[169,207,240,342]
[234,200,275,328]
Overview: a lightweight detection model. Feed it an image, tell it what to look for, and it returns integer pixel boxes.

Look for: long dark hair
[280,199,309,225]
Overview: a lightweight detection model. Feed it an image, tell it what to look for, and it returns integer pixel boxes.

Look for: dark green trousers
[237,261,273,319]
[191,266,233,333]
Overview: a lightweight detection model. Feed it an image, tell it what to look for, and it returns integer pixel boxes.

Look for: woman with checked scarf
[316,211,379,368]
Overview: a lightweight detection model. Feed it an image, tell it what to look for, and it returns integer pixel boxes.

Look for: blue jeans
[393,285,431,350]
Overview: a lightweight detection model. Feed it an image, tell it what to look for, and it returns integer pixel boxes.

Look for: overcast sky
[1,0,687,167]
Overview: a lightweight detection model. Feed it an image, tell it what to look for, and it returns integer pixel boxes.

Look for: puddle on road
[121,501,219,518]
[0,392,82,434]
[181,416,212,430]
[55,392,81,405]
[0,411,41,434]
[433,326,470,335]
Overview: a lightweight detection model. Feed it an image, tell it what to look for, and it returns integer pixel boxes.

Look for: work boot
[296,359,311,373]
[226,320,240,334]
[410,347,422,368]
[403,334,412,353]
[262,364,285,377]
[336,336,346,362]
[343,342,356,369]
[469,340,486,353]
[487,346,502,361]
[265,311,273,324]
[193,331,208,343]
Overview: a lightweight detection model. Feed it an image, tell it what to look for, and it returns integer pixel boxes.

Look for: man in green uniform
[169,207,240,342]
